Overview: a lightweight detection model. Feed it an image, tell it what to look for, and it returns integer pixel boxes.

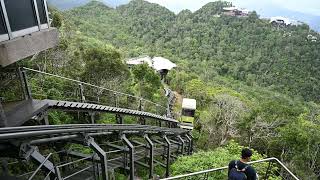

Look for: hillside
[65,0,320,102]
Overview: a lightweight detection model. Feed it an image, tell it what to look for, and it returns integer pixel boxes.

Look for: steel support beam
[116,114,123,124]
[144,134,154,179]
[177,136,185,155]
[20,145,55,175]
[187,134,193,154]
[89,112,95,124]
[185,134,192,155]
[122,134,134,180]
[87,137,108,180]
[43,111,49,125]
[163,135,171,177]
[139,117,146,125]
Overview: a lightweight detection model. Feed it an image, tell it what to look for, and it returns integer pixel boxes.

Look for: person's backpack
[228,161,249,180]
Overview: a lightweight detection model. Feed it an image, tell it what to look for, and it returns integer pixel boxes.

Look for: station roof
[126,56,153,67]
[182,98,197,110]
[152,57,177,71]
[126,56,177,71]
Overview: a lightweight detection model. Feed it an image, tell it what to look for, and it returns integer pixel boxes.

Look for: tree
[200,94,248,147]
[131,63,162,99]
[82,45,129,87]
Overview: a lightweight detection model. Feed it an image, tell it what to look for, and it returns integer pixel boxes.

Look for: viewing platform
[0,0,59,67]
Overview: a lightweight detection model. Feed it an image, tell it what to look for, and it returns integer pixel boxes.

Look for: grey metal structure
[0,124,191,179]
[0,66,193,179]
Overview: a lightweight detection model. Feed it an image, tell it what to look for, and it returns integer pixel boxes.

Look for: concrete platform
[0,28,59,67]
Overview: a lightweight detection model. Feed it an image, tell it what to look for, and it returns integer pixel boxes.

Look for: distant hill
[48,0,319,32]
[47,0,130,10]
[251,3,320,32]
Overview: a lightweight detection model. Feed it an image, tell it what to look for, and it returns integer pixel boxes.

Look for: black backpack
[228,161,249,180]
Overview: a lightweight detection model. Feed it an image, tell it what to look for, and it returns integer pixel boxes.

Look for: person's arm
[228,160,235,176]
[247,167,257,180]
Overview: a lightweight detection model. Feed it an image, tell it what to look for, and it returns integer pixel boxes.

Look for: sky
[145,0,320,16]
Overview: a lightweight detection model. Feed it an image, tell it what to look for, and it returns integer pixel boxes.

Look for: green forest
[10,0,320,179]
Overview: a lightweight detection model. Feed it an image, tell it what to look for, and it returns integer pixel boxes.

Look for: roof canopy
[126,56,177,71]
[126,56,153,67]
[182,98,197,110]
[152,57,177,71]
[223,7,238,11]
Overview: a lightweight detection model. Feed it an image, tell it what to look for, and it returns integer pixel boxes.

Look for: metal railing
[28,153,52,180]
[22,67,167,116]
[162,157,300,180]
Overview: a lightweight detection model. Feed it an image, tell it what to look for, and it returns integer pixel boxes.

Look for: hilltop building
[126,56,177,81]
[269,16,303,27]
[307,34,318,42]
[270,16,292,26]
[126,56,153,67]
[223,7,250,17]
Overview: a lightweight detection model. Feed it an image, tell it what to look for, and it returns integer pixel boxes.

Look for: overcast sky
[145,0,320,16]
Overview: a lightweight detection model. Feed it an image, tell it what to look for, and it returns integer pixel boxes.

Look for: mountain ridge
[48,0,319,32]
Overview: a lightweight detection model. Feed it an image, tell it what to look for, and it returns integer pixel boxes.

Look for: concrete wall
[0,28,59,67]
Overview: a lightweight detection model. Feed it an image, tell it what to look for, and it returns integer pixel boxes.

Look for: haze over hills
[47,0,130,10]
[48,0,320,32]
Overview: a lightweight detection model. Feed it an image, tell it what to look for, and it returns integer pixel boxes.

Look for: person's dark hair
[241,148,253,159]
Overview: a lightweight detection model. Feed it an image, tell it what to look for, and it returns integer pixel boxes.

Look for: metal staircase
[0,67,192,179]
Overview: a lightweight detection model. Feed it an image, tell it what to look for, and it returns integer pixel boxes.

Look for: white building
[126,56,177,80]
[270,16,293,26]
[223,7,250,17]
[126,56,153,67]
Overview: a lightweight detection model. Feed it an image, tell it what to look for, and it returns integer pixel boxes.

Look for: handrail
[22,67,166,109]
[162,157,299,180]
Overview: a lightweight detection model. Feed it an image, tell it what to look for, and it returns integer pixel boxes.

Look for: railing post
[54,166,62,180]
[139,99,142,111]
[86,137,108,180]
[144,134,154,179]
[0,98,7,127]
[264,161,272,180]
[163,135,171,178]
[122,134,134,180]
[79,83,85,102]
[20,68,32,100]
[114,93,118,107]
